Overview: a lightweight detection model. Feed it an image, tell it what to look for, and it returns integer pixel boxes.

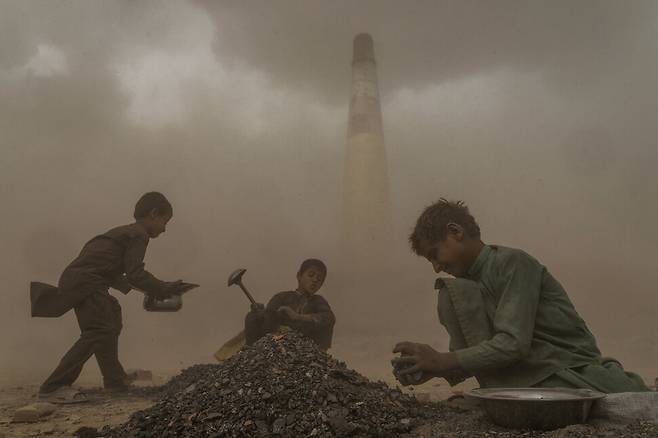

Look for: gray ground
[1,369,656,438]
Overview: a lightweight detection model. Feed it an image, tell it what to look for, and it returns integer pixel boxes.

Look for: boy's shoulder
[267,290,298,304]
[491,245,532,259]
[489,245,542,269]
[103,223,149,241]
[269,291,331,304]
[270,290,297,299]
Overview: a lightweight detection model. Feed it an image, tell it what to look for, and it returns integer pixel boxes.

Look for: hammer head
[227,268,247,286]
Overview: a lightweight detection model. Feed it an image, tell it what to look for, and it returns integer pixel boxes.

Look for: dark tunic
[59,222,168,299]
[245,291,335,350]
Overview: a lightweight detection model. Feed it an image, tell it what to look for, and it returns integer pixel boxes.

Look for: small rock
[73,426,101,438]
[40,425,56,435]
[126,368,153,382]
[12,403,57,423]
[272,417,286,434]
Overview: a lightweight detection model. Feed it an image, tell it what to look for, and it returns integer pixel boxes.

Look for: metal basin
[143,294,183,312]
[465,387,606,430]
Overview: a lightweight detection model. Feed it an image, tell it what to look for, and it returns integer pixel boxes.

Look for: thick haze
[1,1,656,381]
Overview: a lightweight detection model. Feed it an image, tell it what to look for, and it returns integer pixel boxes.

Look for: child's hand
[392,342,452,376]
[176,282,200,294]
[250,302,265,312]
[392,366,433,386]
[277,305,299,320]
[163,280,199,296]
[162,280,183,297]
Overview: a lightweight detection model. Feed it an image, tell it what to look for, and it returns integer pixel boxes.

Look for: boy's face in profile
[297,266,325,295]
[143,210,172,238]
[420,224,471,278]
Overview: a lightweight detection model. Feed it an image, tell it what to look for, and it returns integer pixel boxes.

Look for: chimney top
[353,33,375,63]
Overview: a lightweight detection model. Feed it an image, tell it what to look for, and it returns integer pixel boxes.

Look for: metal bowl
[143,294,183,312]
[465,387,606,430]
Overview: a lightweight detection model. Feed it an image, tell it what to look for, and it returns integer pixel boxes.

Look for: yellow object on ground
[214,326,293,362]
[214,330,246,362]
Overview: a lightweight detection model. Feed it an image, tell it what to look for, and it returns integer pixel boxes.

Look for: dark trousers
[40,291,127,393]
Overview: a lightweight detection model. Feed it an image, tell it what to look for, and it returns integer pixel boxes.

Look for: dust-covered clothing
[59,223,168,302]
[437,245,648,392]
[534,359,649,393]
[245,291,335,350]
[40,290,127,393]
[39,223,169,393]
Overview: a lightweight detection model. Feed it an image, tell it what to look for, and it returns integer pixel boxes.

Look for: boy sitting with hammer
[36,192,194,402]
[392,199,649,393]
[244,259,335,350]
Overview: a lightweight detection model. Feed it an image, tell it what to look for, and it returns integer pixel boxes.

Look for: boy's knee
[244,310,267,345]
[81,327,118,342]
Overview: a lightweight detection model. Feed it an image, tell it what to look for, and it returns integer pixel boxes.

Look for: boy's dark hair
[134,192,173,219]
[298,258,327,277]
[409,199,481,255]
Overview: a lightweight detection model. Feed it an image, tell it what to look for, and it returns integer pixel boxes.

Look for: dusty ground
[0,366,472,438]
[0,377,159,438]
[0,386,150,437]
[0,333,479,437]
[0,364,653,438]
[0,368,188,438]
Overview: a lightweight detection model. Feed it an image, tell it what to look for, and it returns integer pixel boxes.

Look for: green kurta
[437,245,648,392]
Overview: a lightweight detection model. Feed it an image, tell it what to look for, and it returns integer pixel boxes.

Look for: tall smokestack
[343,33,392,259]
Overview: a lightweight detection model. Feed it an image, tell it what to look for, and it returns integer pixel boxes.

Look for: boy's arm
[123,233,169,298]
[454,251,543,373]
[263,293,288,332]
[286,296,336,331]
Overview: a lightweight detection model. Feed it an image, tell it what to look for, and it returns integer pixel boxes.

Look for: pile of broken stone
[86,331,658,438]
[103,332,445,437]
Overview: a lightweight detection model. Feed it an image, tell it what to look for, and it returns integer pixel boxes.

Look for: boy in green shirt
[392,199,648,393]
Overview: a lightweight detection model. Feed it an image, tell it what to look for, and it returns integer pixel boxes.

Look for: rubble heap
[105,332,446,437]
[98,332,658,438]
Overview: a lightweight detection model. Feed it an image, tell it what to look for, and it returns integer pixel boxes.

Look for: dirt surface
[0,334,656,438]
[0,372,460,437]
[0,384,154,438]
[2,384,657,438]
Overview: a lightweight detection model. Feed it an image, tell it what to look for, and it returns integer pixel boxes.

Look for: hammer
[227,268,257,306]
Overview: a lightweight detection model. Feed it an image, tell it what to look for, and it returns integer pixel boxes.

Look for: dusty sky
[1,1,656,380]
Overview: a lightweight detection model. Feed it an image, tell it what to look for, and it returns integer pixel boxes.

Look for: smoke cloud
[1,1,656,382]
